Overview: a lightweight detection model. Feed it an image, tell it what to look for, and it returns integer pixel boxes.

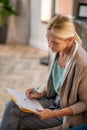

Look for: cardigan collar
[61,41,79,86]
[48,41,79,86]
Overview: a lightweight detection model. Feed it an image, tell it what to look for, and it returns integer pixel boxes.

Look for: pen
[32,85,41,94]
[24,97,28,101]
[23,85,41,101]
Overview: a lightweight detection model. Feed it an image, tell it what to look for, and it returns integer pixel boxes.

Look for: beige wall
[73,0,87,18]
[7,0,87,51]
[8,0,30,44]
[8,0,48,51]
[29,0,48,51]
[55,0,73,16]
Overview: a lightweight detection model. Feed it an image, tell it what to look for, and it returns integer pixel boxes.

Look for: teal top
[52,59,64,94]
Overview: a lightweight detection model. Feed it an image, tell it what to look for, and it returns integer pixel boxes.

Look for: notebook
[7,88,44,113]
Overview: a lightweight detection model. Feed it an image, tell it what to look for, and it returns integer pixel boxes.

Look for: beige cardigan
[46,42,87,130]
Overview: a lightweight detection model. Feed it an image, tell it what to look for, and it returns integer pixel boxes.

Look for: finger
[26,90,29,97]
[34,110,44,119]
[29,92,38,99]
[28,92,38,99]
[36,109,43,112]
[26,88,34,97]
[34,111,40,116]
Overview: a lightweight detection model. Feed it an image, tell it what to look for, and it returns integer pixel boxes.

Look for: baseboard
[29,38,48,51]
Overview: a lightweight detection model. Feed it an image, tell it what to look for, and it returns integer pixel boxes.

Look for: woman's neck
[63,42,75,56]
[58,42,75,67]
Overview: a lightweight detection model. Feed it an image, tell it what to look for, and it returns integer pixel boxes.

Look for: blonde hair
[47,15,82,45]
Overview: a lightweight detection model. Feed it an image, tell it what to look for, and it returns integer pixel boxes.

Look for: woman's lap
[0,98,63,130]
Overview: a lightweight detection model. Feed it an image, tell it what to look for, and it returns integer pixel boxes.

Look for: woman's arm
[70,74,87,115]
[35,106,73,120]
[53,106,73,117]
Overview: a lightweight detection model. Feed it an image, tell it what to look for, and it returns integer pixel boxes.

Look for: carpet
[0,43,48,118]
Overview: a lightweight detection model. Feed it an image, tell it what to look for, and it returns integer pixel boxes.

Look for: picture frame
[77,3,87,19]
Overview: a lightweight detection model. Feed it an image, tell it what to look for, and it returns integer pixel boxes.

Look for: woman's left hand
[35,109,55,120]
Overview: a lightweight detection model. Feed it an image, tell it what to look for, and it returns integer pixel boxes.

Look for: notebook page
[17,99,43,112]
[7,88,27,100]
[7,88,44,112]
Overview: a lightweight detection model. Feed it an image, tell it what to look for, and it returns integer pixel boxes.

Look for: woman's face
[46,31,68,53]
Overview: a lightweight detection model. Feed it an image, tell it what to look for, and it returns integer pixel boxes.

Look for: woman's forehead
[46,31,58,39]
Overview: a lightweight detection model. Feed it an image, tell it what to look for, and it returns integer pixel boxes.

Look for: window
[77,3,87,19]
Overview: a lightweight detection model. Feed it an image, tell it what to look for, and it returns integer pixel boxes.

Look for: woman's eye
[53,42,57,45]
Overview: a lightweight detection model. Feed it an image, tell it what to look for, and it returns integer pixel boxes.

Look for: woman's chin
[51,49,58,53]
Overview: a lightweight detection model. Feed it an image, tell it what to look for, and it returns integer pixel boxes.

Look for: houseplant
[0,0,17,43]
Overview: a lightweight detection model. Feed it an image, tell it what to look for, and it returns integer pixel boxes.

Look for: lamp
[41,0,53,23]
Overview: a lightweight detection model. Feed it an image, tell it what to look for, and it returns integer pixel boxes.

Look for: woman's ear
[70,37,74,41]
[67,37,74,43]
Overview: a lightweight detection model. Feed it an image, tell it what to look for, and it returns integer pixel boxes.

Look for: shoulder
[73,45,87,79]
[75,45,87,67]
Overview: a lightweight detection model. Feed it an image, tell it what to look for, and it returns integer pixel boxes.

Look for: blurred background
[0,0,87,118]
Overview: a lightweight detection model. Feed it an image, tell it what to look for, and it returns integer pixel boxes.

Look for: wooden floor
[0,43,48,118]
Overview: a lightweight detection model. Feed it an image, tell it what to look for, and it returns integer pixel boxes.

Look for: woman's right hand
[26,88,44,100]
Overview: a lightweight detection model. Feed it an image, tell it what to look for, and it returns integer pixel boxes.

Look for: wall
[29,0,48,51]
[73,0,87,18]
[8,0,87,51]
[8,0,30,44]
[55,0,73,16]
[29,0,87,51]
[7,0,50,51]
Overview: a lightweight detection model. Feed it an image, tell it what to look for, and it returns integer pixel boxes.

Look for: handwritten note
[7,88,44,113]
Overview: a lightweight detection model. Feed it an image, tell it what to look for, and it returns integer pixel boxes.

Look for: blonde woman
[0,15,87,130]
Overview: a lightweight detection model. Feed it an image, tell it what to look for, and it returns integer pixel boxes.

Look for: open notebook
[7,88,44,113]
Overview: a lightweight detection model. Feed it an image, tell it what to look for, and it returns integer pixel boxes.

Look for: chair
[68,123,87,130]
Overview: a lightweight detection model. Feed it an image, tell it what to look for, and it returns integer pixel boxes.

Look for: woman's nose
[48,42,52,48]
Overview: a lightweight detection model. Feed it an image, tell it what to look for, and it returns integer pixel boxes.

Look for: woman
[0,15,87,130]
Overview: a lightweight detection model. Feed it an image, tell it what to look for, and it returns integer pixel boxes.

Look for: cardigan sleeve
[70,73,87,115]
